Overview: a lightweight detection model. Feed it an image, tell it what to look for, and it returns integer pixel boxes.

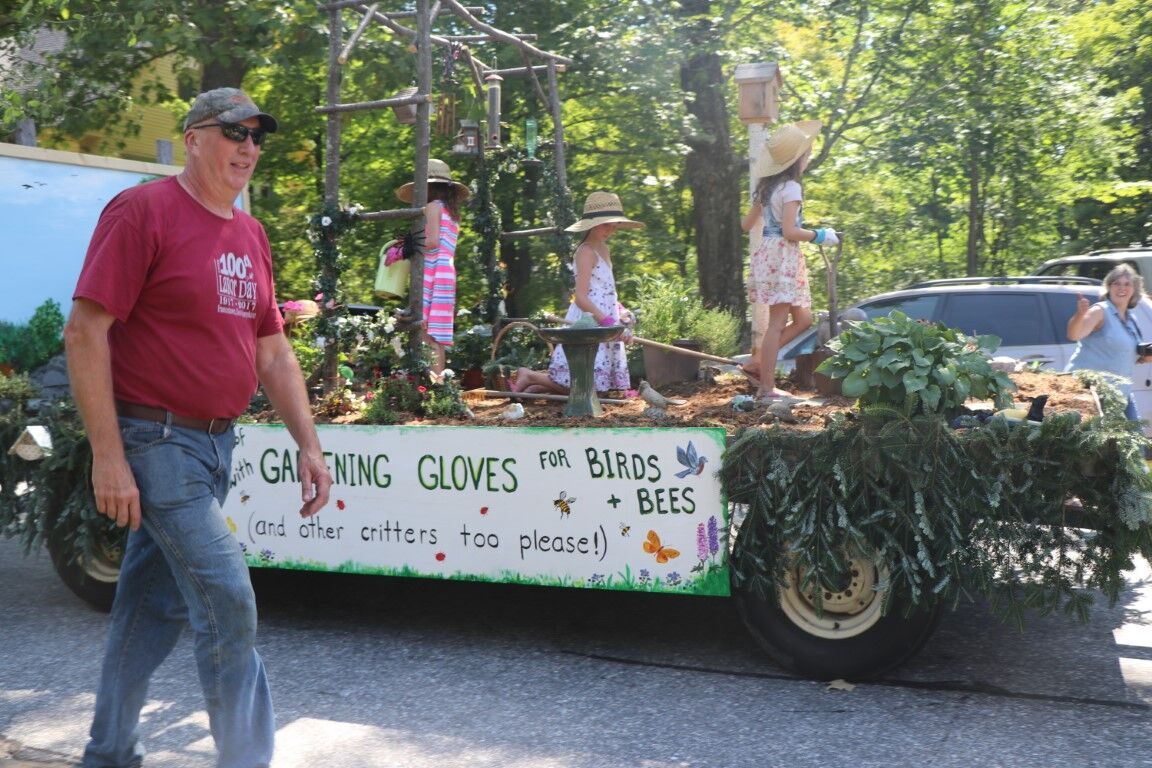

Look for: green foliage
[482,324,552,382]
[0,300,65,373]
[722,401,1152,625]
[817,312,1015,419]
[627,275,740,357]
[336,312,413,381]
[422,372,469,419]
[360,369,469,424]
[447,323,494,373]
[0,398,121,572]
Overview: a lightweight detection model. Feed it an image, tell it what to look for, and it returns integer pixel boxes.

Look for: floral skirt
[748,237,811,307]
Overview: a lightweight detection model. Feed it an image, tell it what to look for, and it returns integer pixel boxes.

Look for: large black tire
[46,521,122,613]
[733,531,943,681]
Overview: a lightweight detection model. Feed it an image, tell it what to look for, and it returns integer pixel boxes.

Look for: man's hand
[92,455,142,530]
[298,450,333,518]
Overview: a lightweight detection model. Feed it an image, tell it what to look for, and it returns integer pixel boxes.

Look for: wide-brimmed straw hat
[753,120,822,178]
[395,158,472,203]
[564,191,645,233]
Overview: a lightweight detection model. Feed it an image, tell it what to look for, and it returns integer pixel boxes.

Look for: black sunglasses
[190,122,267,147]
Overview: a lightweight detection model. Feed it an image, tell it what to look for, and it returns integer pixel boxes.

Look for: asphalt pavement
[3,534,1152,767]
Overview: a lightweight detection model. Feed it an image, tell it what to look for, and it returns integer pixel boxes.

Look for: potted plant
[447,324,495,390]
[627,276,740,387]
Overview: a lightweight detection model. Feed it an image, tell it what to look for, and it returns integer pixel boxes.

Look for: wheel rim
[80,535,123,584]
[778,555,886,639]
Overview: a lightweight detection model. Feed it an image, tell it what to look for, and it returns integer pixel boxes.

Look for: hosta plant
[815,311,1015,419]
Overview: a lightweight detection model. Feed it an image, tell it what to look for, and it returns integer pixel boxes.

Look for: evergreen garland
[307,202,362,350]
[470,144,576,321]
[721,392,1152,625]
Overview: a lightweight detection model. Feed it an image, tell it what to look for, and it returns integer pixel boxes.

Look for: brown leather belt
[115,400,234,435]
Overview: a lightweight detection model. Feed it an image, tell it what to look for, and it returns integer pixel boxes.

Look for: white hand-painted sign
[224,424,730,596]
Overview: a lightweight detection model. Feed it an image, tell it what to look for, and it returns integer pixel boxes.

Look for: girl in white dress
[739,120,839,401]
[512,191,643,394]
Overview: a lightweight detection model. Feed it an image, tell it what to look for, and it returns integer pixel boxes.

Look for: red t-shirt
[74,176,283,419]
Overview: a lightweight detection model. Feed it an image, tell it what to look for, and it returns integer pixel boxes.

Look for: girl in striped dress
[396,159,470,374]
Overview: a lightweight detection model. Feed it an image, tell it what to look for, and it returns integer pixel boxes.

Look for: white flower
[390,337,405,357]
[321,216,333,227]
[456,307,472,317]
[441,368,456,380]
[314,336,327,349]
[383,318,396,333]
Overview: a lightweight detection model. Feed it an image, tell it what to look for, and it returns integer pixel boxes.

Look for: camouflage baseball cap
[183,88,278,132]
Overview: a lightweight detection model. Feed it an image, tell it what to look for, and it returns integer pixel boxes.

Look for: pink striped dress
[422,205,459,346]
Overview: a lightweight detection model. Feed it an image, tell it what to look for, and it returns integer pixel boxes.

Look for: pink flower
[625,389,639,399]
[283,300,304,312]
[417,385,427,394]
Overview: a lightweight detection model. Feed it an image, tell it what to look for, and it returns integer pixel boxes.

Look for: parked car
[776,276,1152,430]
[1033,247,1152,286]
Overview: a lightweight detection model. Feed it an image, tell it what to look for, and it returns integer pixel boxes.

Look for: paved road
[2,534,1151,768]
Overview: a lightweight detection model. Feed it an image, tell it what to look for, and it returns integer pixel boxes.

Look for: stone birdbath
[534,324,624,417]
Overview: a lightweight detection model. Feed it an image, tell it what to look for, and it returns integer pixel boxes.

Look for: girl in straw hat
[512,191,643,395]
[396,158,471,374]
[740,120,839,400]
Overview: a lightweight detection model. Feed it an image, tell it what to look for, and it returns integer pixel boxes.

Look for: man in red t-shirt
[65,88,332,768]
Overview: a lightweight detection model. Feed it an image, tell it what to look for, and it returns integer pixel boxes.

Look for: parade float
[3,1,1151,683]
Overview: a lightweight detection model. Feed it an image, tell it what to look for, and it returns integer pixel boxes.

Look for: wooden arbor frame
[315,0,574,388]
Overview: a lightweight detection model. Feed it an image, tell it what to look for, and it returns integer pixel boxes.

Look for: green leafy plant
[422,371,470,419]
[626,275,740,358]
[817,311,1015,419]
[359,368,467,423]
[339,312,413,382]
[0,300,65,373]
[447,323,494,372]
[481,324,551,385]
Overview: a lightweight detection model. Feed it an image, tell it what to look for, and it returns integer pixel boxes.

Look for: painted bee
[553,491,576,518]
[618,523,631,537]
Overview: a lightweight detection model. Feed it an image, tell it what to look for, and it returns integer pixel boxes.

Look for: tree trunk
[678,1,746,321]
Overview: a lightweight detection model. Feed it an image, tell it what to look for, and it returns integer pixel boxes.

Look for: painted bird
[638,380,686,408]
[674,441,708,478]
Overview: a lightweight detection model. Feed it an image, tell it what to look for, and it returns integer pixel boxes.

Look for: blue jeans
[83,418,273,768]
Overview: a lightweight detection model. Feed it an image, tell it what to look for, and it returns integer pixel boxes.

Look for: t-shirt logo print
[215,251,258,319]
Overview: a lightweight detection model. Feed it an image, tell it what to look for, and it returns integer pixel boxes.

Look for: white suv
[1033,247,1152,286]
[776,276,1152,428]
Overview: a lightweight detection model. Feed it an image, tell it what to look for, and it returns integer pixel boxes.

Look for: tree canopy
[2,0,1149,325]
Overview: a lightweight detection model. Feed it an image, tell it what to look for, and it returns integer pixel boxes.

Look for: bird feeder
[390,86,419,125]
[734,62,782,125]
[485,73,503,149]
[524,118,542,167]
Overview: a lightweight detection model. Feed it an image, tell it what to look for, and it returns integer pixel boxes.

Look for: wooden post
[321,7,345,392]
[407,0,433,361]
[547,61,568,194]
[737,61,782,360]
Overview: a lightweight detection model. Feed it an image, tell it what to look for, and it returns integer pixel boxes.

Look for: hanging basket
[374,240,410,300]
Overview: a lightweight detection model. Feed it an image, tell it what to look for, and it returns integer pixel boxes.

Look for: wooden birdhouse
[734,62,782,125]
[452,119,481,156]
[390,86,419,125]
